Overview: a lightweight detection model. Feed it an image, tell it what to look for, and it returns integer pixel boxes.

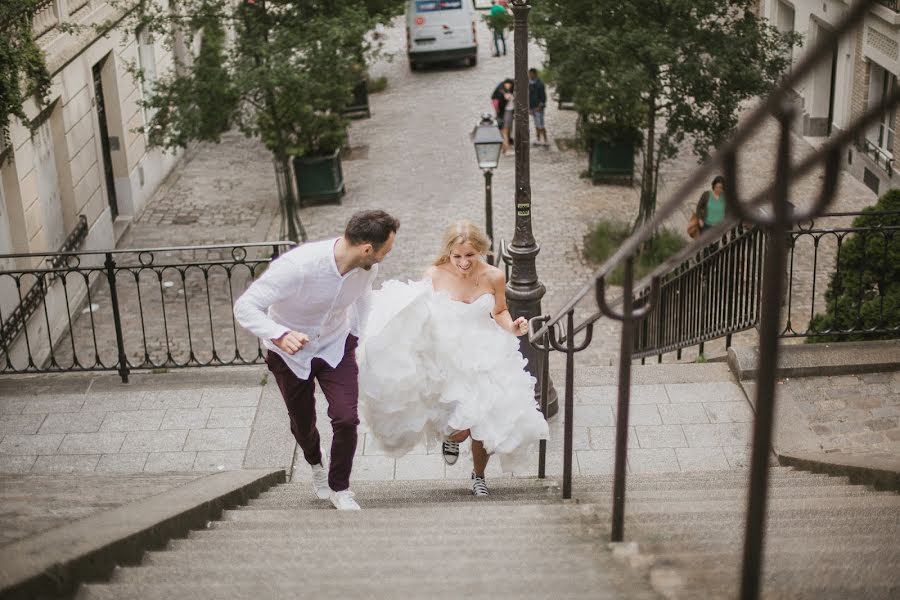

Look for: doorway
[93,59,119,220]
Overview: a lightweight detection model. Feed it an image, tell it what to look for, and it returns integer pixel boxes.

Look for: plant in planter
[577,116,642,186]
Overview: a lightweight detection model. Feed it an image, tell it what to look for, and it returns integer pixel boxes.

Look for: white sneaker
[329,489,361,511]
[311,463,331,500]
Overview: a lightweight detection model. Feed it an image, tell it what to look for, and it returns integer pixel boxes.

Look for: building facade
[1,0,184,367]
[760,0,899,195]
[1,0,182,263]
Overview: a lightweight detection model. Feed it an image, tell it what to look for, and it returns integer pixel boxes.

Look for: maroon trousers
[266,335,359,492]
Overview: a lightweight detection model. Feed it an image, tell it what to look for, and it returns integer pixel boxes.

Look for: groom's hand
[273,331,309,355]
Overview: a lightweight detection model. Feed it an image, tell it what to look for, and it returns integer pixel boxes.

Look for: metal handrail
[525,4,900,600]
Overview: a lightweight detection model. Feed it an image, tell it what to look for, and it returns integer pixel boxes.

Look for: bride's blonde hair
[433,220,493,266]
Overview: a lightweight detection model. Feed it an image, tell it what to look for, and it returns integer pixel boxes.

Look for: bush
[583,220,686,286]
[367,76,388,94]
[807,189,900,343]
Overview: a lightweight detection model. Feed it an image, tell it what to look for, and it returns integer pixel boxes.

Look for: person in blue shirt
[528,68,548,146]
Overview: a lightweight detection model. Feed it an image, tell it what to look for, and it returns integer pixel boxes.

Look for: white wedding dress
[358,279,549,473]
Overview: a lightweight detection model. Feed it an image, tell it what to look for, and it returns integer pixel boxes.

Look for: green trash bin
[589,139,635,185]
[293,149,346,207]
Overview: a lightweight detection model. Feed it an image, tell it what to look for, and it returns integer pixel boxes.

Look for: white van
[406,0,478,70]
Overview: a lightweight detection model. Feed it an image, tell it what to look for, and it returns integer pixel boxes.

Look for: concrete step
[654,546,900,569]
[77,574,620,600]
[109,556,608,585]
[173,527,597,546]
[637,535,898,554]
[249,484,876,510]
[138,542,605,567]
[550,361,735,386]
[619,494,900,515]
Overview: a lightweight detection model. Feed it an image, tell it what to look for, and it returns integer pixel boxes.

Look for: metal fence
[630,210,899,361]
[0,241,295,382]
[527,2,900,599]
[634,226,765,360]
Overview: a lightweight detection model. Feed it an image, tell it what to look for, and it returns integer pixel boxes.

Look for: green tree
[1,1,52,133]
[531,0,798,229]
[97,0,382,242]
[807,189,900,343]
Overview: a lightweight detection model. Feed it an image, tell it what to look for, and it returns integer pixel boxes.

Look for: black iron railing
[876,0,898,11]
[0,241,295,382]
[784,212,900,340]
[527,2,900,599]
[629,210,899,361]
[634,225,765,361]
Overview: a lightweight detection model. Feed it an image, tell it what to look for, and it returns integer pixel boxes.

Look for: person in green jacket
[697,175,727,232]
[488,1,510,57]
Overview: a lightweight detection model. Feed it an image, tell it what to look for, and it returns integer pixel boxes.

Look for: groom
[233,210,399,510]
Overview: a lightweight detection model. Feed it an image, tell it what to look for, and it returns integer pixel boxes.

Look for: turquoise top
[490,5,506,16]
[706,193,726,226]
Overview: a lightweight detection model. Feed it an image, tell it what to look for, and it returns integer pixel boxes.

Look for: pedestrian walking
[233,210,399,511]
[491,78,515,152]
[528,68,548,146]
[696,175,727,233]
[488,0,510,57]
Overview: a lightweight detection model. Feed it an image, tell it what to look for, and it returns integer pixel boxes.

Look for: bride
[358,220,549,497]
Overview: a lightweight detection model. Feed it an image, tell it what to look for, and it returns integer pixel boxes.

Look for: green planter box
[293,150,345,207]
[589,139,635,185]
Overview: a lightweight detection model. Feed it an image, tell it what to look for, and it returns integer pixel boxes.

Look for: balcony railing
[876,0,899,11]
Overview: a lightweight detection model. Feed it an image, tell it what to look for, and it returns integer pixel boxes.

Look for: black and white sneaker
[442,440,460,465]
[471,472,489,497]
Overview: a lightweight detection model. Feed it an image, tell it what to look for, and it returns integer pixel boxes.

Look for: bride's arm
[490,269,528,336]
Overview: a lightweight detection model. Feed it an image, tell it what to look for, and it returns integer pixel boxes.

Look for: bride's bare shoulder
[483,263,505,284]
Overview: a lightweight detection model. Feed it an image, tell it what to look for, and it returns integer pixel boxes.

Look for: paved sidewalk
[1,363,754,479]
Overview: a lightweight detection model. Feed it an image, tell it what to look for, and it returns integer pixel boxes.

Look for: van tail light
[472,21,477,45]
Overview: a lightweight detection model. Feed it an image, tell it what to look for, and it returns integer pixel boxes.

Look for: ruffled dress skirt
[358,279,549,473]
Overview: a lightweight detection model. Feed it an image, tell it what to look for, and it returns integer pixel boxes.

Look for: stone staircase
[75,468,899,599]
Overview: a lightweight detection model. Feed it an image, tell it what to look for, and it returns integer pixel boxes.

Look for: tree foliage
[531,0,798,229]
[0,0,52,133]
[807,189,900,343]
[97,0,383,241]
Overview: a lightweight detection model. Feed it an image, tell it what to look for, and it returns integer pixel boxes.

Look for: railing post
[611,260,634,542]
[561,310,576,499]
[104,252,130,383]
[538,323,550,479]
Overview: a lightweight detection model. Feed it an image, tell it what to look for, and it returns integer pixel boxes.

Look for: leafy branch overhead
[0,0,52,132]
[531,0,800,228]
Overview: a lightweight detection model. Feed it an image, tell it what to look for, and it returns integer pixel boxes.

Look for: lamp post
[472,114,504,265]
[508,0,557,418]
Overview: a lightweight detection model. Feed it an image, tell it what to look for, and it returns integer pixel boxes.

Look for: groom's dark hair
[345,210,400,249]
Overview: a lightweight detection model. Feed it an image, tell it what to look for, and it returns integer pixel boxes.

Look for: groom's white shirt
[233,237,376,379]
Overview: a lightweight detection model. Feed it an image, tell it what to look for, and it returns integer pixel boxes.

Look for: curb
[727,339,900,381]
[777,451,900,492]
[0,468,285,600]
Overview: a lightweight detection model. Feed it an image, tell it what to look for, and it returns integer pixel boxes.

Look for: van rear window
[415,1,463,12]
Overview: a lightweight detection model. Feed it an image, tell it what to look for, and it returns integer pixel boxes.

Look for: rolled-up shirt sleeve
[233,256,302,343]
[352,265,378,336]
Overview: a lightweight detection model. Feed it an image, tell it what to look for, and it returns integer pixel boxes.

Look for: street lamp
[507,0,557,418]
[472,113,504,265]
